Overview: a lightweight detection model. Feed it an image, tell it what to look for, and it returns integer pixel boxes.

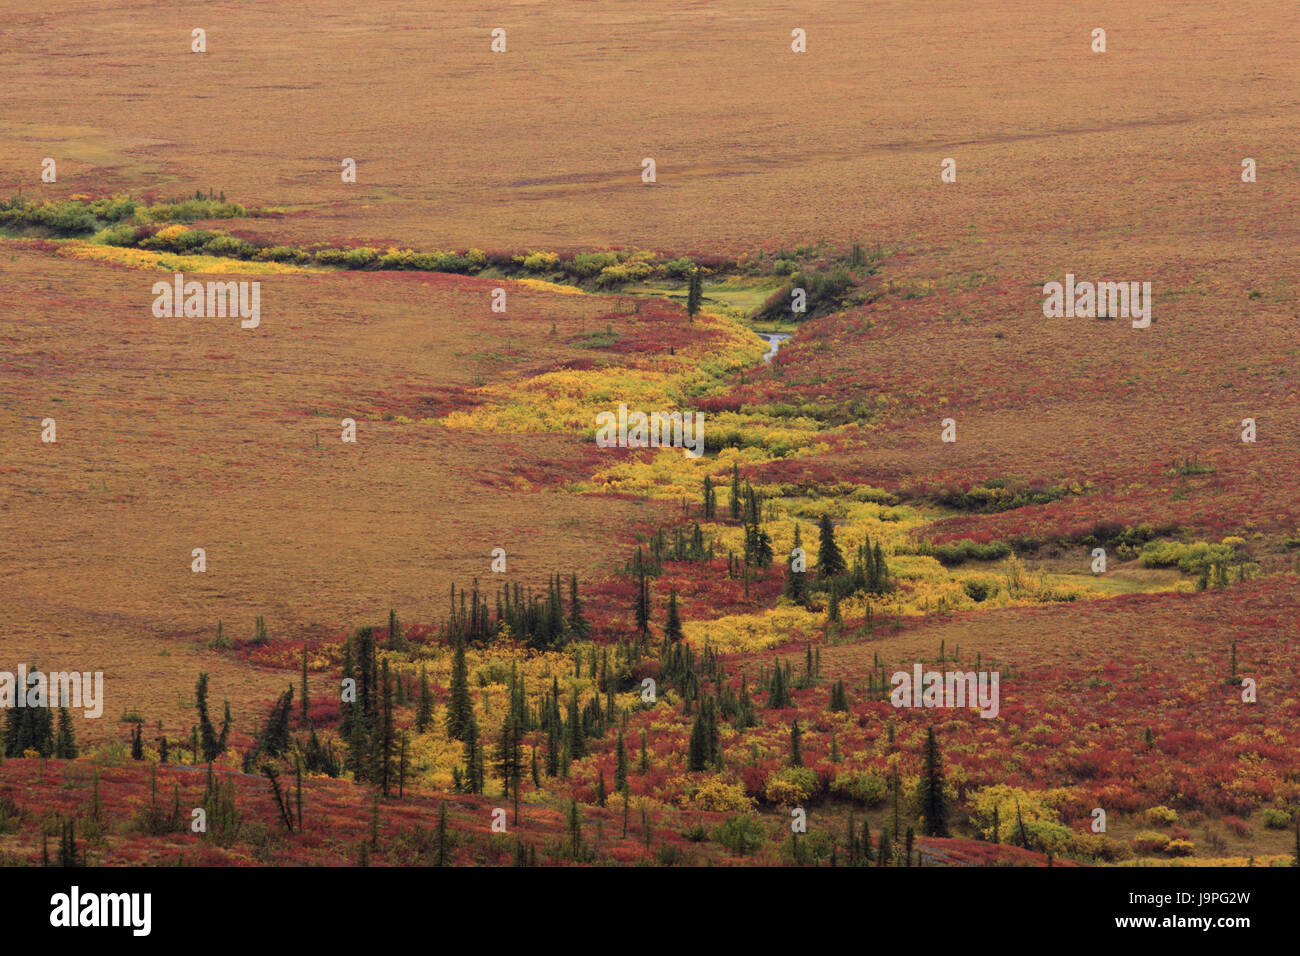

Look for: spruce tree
[891,762,904,837]
[830,679,848,712]
[917,727,950,837]
[784,523,807,604]
[568,800,583,859]
[445,634,473,741]
[300,643,310,723]
[686,267,702,320]
[566,689,586,760]
[244,685,294,771]
[634,562,651,637]
[436,806,447,868]
[736,676,756,729]
[818,513,846,578]
[567,574,590,640]
[387,607,403,650]
[614,730,628,793]
[54,707,77,759]
[377,660,396,796]
[463,710,484,794]
[4,667,54,756]
[195,672,231,763]
[339,638,356,737]
[687,710,709,772]
[416,665,433,733]
[663,587,685,643]
[1015,797,1030,849]
[768,660,791,709]
[872,541,889,592]
[58,817,80,866]
[545,715,560,777]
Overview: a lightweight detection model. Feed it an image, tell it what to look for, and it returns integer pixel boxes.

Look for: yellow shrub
[155,224,189,242]
[520,250,559,271]
[684,606,819,654]
[517,278,585,295]
[58,242,320,274]
[1145,805,1178,826]
[691,776,755,813]
[967,785,1068,840]
[764,767,818,805]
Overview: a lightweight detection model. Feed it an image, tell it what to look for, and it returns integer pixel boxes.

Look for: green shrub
[200,234,254,258]
[713,814,766,856]
[377,248,417,269]
[1261,808,1292,829]
[595,261,653,287]
[568,251,621,278]
[257,245,306,264]
[313,248,350,266]
[654,843,685,865]
[764,767,819,805]
[681,822,709,842]
[137,199,246,223]
[344,247,377,269]
[661,257,695,278]
[1,197,128,235]
[520,250,559,272]
[87,196,139,222]
[937,482,1072,513]
[1139,540,1234,575]
[0,795,20,835]
[755,267,856,321]
[1131,830,1171,854]
[36,201,97,234]
[829,771,888,806]
[1022,819,1073,853]
[97,222,141,246]
[929,539,1011,566]
[1065,832,1132,862]
[171,229,216,251]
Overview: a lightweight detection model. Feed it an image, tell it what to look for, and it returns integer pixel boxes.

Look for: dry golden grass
[2,0,1295,257]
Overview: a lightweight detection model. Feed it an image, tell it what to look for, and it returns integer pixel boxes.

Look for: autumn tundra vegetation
[3,0,1298,874]
[2,188,1298,869]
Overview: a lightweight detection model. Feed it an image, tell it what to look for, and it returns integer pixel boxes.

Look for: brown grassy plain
[2,0,1296,254]
[1,0,1298,864]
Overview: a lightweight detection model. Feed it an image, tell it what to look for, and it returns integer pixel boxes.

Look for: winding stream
[756,332,791,363]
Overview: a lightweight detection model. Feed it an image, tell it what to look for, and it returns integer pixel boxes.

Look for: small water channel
[756,332,791,363]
